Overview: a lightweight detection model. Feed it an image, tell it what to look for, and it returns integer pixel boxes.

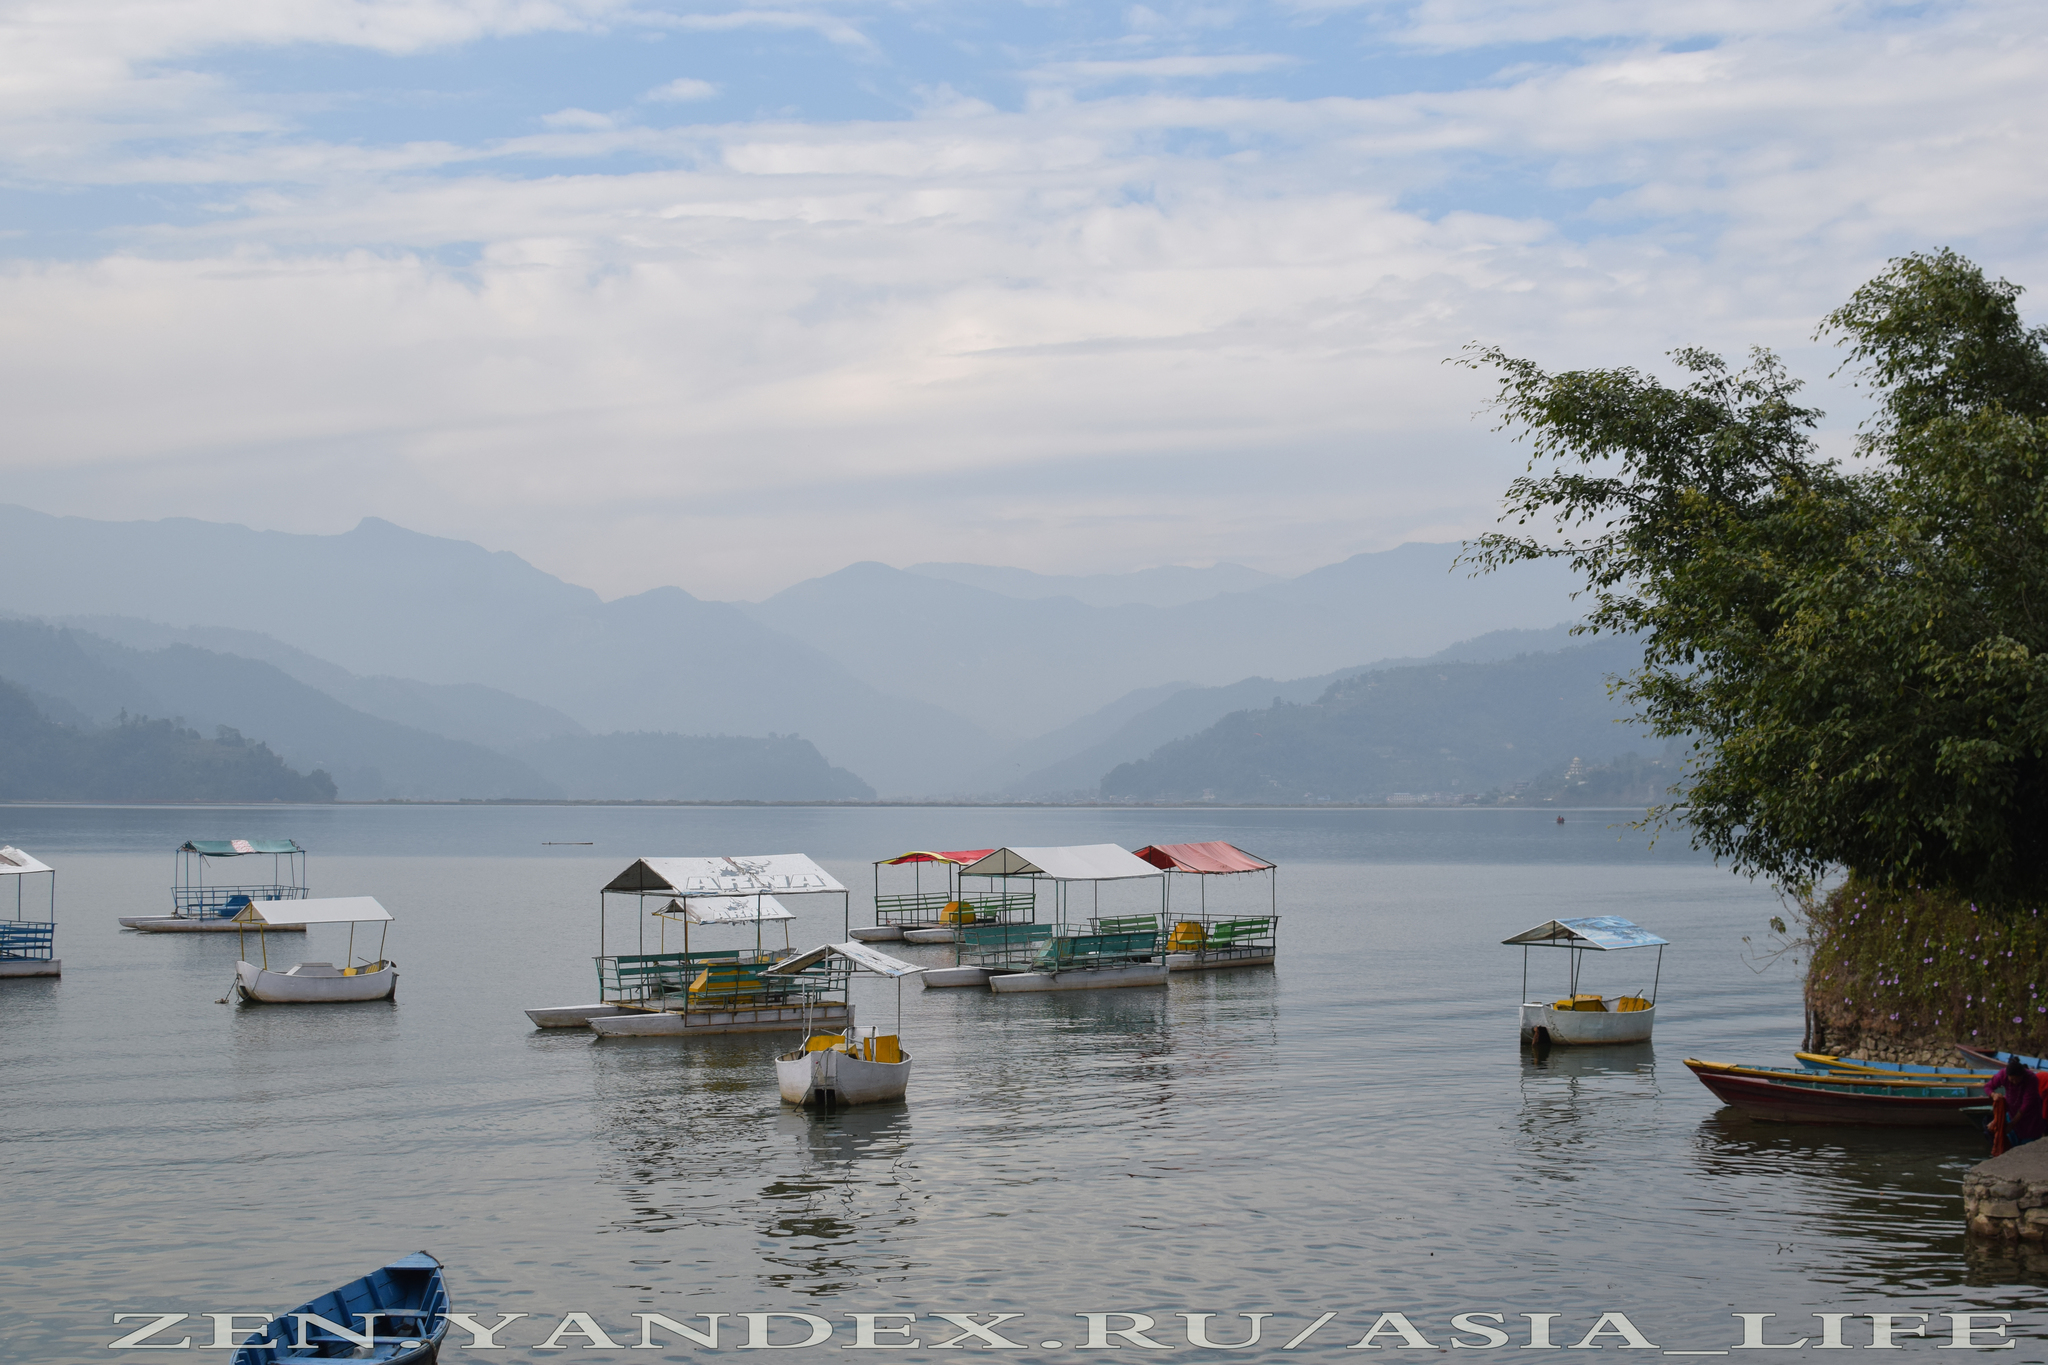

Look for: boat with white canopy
[524,854,854,1036]
[771,941,921,1107]
[1504,916,1667,1046]
[234,897,400,1004]
[1132,840,1278,971]
[121,838,310,932]
[929,845,1169,993]
[0,846,59,978]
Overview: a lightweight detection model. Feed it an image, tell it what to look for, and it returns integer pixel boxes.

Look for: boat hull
[0,958,60,977]
[525,1003,631,1029]
[901,926,957,944]
[1166,951,1275,972]
[233,1250,448,1364]
[588,1001,850,1037]
[121,916,305,932]
[1686,1061,1987,1126]
[1519,1000,1654,1045]
[236,961,397,1004]
[988,963,1169,993]
[920,966,991,989]
[776,1047,911,1106]
[848,925,904,942]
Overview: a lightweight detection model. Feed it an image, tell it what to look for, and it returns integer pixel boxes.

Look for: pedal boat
[769,941,920,1107]
[1504,916,1667,1046]
[235,897,399,1004]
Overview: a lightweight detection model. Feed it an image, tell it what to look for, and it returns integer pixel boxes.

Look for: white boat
[589,1000,850,1037]
[942,845,1170,994]
[920,965,991,989]
[768,942,921,1106]
[127,838,311,932]
[1,846,59,978]
[848,925,904,942]
[1131,840,1280,972]
[1502,916,1667,1047]
[234,896,401,1005]
[525,1003,631,1028]
[777,1030,911,1106]
[1517,996,1656,1045]
[901,926,958,944]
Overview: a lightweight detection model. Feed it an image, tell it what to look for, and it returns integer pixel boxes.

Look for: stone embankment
[1963,1142,2048,1241]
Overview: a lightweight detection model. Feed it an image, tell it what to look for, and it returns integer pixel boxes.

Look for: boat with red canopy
[852,847,1034,943]
[1131,841,1279,972]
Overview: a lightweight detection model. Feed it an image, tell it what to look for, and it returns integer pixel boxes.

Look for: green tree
[1464,249,2048,902]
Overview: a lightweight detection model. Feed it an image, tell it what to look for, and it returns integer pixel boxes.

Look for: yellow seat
[865,1035,902,1064]
[805,1032,847,1052]
[1167,921,1207,951]
[1613,995,1652,1012]
[942,901,974,924]
[1552,993,1608,1012]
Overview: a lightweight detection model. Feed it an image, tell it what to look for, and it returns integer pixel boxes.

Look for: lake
[0,803,2031,1359]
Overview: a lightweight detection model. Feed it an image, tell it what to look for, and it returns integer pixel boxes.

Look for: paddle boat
[1131,840,1278,971]
[121,838,310,932]
[771,941,921,1107]
[1685,1058,1991,1127]
[231,1250,450,1362]
[1504,916,1666,1046]
[524,854,854,1036]
[0,846,59,978]
[854,848,1005,942]
[933,846,1170,993]
[235,897,400,1003]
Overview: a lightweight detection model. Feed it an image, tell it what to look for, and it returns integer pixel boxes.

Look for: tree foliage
[1464,249,2048,902]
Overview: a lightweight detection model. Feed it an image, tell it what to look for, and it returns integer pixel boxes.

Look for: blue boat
[1958,1044,2048,1071]
[232,1252,449,1362]
[1795,1051,1994,1077]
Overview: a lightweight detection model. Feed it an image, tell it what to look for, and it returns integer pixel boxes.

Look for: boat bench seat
[1035,930,1160,969]
[1202,918,1275,947]
[1091,914,1160,935]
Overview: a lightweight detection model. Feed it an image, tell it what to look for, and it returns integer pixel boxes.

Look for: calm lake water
[0,804,2034,1360]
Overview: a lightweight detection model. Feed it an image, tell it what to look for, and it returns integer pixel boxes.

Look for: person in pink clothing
[1985,1056,2045,1146]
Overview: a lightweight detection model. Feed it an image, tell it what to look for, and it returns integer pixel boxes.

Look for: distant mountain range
[0,503,1617,801]
[1102,638,1660,803]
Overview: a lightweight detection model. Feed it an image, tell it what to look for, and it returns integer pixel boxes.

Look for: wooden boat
[1795,1051,1993,1077]
[769,942,920,1107]
[235,898,399,1004]
[231,1250,449,1362]
[1685,1059,1990,1126]
[0,846,59,977]
[1957,1045,2048,1071]
[1504,917,1667,1046]
[123,838,310,932]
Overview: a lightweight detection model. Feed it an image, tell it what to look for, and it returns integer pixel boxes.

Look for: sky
[1,0,2044,601]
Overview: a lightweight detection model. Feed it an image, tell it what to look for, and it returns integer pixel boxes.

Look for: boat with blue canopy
[231,1250,449,1362]
[120,838,310,933]
[0,846,58,978]
[1505,916,1667,1046]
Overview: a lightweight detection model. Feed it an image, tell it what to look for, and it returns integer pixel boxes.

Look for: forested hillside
[0,679,335,802]
[1101,639,1656,802]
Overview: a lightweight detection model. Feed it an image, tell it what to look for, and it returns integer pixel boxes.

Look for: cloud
[0,2,2042,599]
[1030,54,1302,84]
[645,77,720,103]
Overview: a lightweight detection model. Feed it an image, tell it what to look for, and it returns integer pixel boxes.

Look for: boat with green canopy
[120,838,310,933]
[0,846,59,978]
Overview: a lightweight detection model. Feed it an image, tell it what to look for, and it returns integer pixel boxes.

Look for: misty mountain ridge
[1101,637,1659,804]
[906,561,1282,608]
[2,504,1593,796]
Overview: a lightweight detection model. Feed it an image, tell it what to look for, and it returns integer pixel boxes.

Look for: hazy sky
[2,0,2042,600]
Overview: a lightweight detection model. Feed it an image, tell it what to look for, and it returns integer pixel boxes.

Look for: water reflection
[1514,1044,1661,1185]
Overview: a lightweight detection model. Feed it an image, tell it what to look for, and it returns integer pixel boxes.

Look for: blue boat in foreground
[1796,1051,1994,1077]
[232,1252,449,1362]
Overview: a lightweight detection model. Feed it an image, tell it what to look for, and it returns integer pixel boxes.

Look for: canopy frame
[174,839,308,922]
[0,847,56,964]
[1503,917,1668,1007]
[595,855,852,996]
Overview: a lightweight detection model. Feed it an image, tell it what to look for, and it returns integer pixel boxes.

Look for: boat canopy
[252,895,391,925]
[1133,841,1274,874]
[875,848,995,866]
[653,895,795,924]
[957,845,1162,881]
[182,839,303,856]
[769,941,923,978]
[1502,916,1668,950]
[0,847,52,876]
[604,854,846,896]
